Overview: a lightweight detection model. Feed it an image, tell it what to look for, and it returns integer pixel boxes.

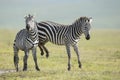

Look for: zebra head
[79,17,92,40]
[25,14,36,31]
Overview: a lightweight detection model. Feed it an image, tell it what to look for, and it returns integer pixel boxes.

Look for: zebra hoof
[41,52,44,56]
[23,68,27,71]
[36,67,40,71]
[79,64,82,68]
[37,69,40,71]
[67,67,71,71]
[46,53,49,58]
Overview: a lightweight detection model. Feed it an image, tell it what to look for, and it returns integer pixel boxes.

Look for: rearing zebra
[13,14,40,71]
[37,17,92,70]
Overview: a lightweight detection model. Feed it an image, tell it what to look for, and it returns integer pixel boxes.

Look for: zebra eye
[85,20,89,23]
[85,26,88,29]
[88,19,90,22]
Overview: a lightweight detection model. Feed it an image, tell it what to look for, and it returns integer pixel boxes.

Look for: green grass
[0,29,120,80]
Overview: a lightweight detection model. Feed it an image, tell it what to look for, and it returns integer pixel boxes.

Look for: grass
[0,29,120,80]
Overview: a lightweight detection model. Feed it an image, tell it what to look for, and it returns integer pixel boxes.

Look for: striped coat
[37,17,92,70]
[13,14,40,71]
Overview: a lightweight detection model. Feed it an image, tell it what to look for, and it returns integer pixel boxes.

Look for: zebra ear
[89,17,92,23]
[80,17,83,22]
[31,15,35,18]
[28,14,30,17]
[24,16,28,19]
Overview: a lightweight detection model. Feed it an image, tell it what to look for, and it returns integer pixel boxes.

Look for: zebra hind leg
[13,45,19,72]
[38,45,44,56]
[42,45,49,58]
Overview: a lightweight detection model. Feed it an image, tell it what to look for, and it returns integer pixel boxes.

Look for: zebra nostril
[86,34,90,40]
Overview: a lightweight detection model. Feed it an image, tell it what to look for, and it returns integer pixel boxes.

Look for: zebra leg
[42,45,49,58]
[65,43,71,71]
[13,45,19,72]
[23,50,29,71]
[38,44,44,56]
[73,44,82,68]
[32,47,40,71]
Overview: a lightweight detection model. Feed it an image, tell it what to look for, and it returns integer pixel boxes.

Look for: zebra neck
[70,24,83,38]
[28,30,38,42]
[26,37,39,48]
[27,31,39,47]
[29,22,38,42]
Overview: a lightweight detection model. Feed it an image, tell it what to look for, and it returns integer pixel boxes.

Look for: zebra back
[37,21,69,45]
[37,17,92,45]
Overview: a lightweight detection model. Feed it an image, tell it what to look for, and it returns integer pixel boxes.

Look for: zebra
[37,16,92,70]
[13,14,40,71]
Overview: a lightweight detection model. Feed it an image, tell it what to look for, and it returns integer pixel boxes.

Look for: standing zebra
[37,16,92,70]
[13,14,40,71]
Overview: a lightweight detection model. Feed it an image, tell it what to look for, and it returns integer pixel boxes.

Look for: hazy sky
[0,0,120,29]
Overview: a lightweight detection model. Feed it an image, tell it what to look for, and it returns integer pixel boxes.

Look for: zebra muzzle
[86,34,90,40]
[26,25,30,31]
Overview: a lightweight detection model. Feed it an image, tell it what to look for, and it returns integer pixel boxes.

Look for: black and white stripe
[13,14,40,71]
[37,17,92,70]
[37,21,68,45]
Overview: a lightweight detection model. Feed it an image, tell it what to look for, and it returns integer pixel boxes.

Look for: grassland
[0,29,120,80]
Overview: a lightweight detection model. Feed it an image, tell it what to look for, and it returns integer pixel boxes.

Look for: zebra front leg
[73,44,82,68]
[32,47,40,71]
[65,43,71,71]
[13,46,19,72]
[23,50,29,71]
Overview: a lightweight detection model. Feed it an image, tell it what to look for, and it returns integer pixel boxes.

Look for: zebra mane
[42,21,69,27]
[39,16,90,28]
[71,17,81,26]
[71,16,89,26]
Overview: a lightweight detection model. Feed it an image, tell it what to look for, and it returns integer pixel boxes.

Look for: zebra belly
[49,36,65,45]
[50,41,65,45]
